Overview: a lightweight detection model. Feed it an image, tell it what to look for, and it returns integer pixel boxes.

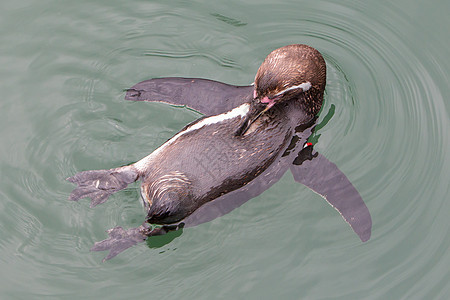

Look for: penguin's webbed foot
[67,166,138,207]
[91,224,181,262]
[91,226,147,262]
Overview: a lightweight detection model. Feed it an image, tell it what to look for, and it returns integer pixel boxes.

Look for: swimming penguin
[68,44,372,261]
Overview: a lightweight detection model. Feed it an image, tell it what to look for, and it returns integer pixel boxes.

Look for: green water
[1,0,449,298]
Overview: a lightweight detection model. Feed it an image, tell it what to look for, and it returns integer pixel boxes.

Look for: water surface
[1,0,449,299]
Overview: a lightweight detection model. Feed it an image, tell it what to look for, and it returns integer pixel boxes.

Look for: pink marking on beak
[260,96,276,108]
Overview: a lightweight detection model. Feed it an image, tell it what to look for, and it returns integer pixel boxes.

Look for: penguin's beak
[251,102,272,120]
[235,93,276,136]
[259,95,278,110]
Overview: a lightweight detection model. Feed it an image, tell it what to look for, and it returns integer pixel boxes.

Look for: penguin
[68,44,371,261]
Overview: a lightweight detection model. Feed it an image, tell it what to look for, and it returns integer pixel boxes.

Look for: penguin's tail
[67,165,139,208]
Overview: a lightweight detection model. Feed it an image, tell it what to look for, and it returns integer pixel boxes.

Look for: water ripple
[1,0,448,298]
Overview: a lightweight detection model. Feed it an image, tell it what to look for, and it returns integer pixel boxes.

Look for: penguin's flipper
[67,165,139,208]
[290,146,372,242]
[125,77,253,116]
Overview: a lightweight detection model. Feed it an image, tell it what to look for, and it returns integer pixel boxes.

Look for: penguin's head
[253,44,326,115]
